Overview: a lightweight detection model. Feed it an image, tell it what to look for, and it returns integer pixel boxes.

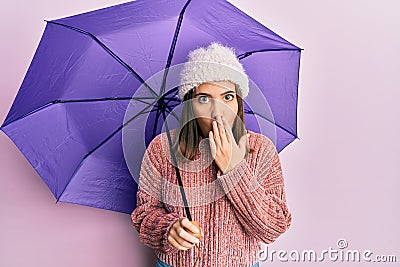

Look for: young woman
[131,43,292,267]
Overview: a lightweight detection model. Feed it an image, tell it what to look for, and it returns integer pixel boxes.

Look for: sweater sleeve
[216,135,292,244]
[130,136,182,254]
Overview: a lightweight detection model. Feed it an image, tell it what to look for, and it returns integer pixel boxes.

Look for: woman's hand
[167,218,203,250]
[209,115,249,174]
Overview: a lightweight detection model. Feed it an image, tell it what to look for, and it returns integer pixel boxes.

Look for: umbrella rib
[245,109,297,138]
[160,88,181,121]
[57,96,157,105]
[46,20,159,98]
[160,0,192,96]
[164,104,181,122]
[2,97,159,128]
[150,101,181,139]
[238,48,303,60]
[163,101,181,122]
[56,98,162,202]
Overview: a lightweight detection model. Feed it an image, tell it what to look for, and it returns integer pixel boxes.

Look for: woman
[131,43,292,267]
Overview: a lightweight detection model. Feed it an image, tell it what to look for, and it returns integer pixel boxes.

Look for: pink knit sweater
[131,128,292,267]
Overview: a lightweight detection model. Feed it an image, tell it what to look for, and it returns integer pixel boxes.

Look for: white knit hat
[178,42,249,101]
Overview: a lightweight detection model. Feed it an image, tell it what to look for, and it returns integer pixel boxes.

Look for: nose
[210,99,224,120]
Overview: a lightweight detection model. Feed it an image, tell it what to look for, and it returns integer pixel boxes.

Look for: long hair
[171,84,254,161]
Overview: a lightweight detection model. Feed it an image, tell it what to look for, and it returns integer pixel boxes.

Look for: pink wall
[1,1,399,266]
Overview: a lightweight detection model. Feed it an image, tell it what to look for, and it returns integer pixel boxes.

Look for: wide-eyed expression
[191,81,238,137]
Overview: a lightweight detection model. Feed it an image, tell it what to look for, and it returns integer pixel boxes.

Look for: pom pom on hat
[178,42,249,101]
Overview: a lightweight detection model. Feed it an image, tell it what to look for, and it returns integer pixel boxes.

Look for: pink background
[1,0,399,266]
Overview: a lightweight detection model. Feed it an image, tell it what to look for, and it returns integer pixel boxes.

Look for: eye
[224,94,235,101]
[197,96,209,104]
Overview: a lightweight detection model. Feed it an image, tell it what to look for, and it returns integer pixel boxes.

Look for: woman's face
[191,81,239,137]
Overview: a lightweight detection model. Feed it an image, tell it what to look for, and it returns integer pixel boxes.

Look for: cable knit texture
[131,128,292,267]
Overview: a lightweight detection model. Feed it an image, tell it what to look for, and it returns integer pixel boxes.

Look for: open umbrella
[0,0,302,215]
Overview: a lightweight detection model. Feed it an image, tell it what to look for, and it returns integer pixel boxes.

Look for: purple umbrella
[0,0,302,214]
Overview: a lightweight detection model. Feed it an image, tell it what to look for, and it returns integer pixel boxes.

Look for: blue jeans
[155,258,259,267]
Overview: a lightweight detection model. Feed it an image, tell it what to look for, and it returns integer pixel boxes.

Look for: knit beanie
[178,42,249,101]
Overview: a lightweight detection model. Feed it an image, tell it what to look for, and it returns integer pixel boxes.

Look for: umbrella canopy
[0,0,302,214]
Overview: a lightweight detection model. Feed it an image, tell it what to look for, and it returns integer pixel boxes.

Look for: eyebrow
[194,90,236,97]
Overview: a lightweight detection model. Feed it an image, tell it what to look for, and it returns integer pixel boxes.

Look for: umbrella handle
[186,220,202,239]
[180,220,202,267]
